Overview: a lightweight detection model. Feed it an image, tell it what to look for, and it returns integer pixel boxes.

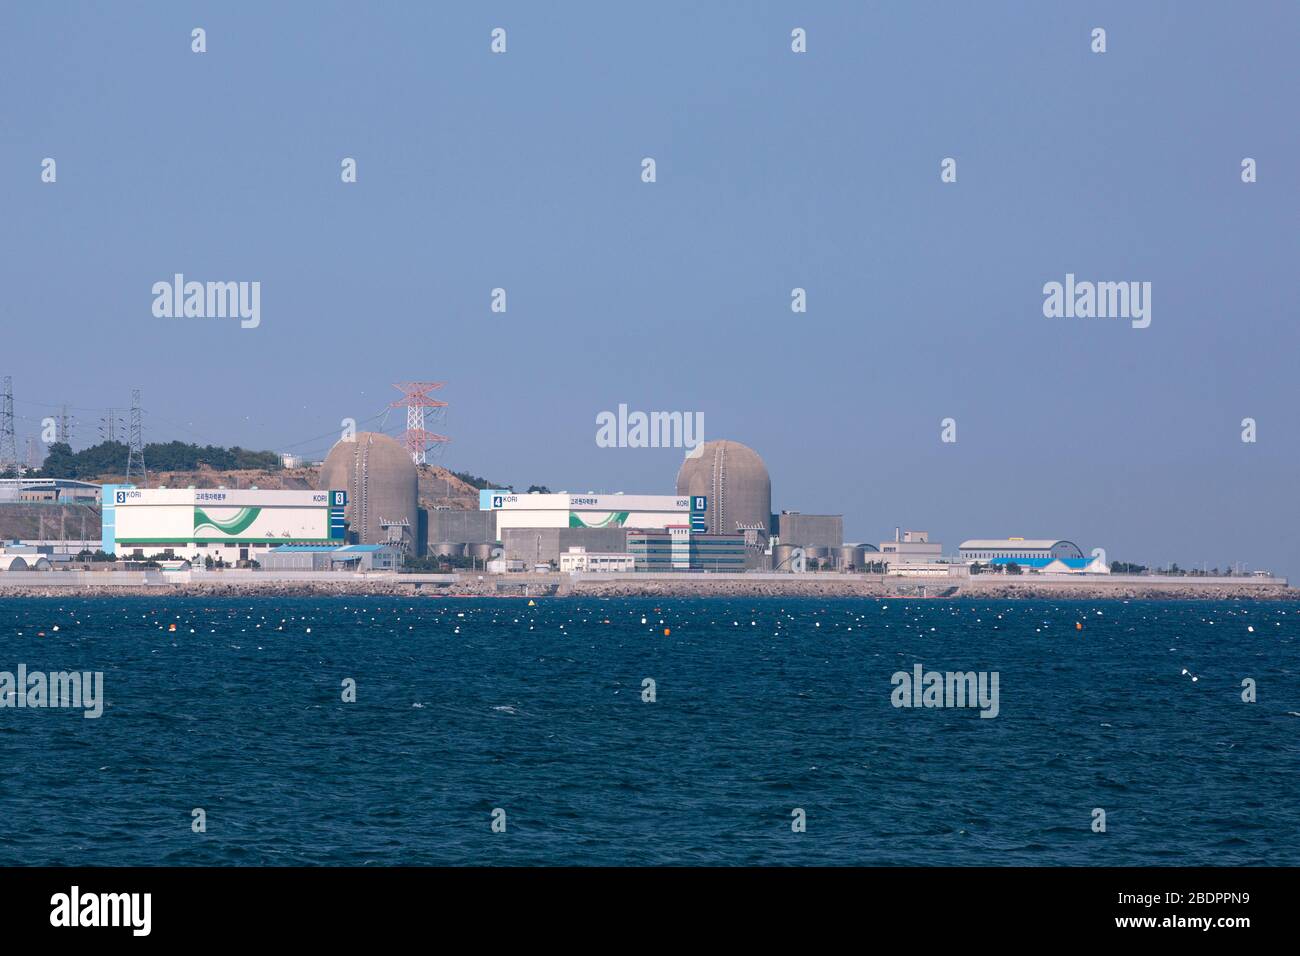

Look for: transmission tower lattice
[0,376,16,470]
[126,387,147,486]
[99,409,124,444]
[57,404,75,445]
[390,382,450,465]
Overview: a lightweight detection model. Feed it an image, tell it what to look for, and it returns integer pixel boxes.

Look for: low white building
[259,544,401,571]
[878,530,943,563]
[959,538,1107,573]
[887,562,968,578]
[559,546,636,573]
[0,553,52,571]
[959,538,1084,562]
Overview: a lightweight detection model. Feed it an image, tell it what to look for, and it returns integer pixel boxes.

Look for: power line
[12,398,114,414]
[275,409,390,451]
[10,389,404,466]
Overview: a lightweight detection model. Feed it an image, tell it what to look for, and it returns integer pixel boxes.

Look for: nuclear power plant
[318,432,421,553]
[301,426,889,571]
[0,370,1119,577]
[675,440,772,538]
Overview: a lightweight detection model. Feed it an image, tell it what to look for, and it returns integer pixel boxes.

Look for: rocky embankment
[568,578,1299,600]
[569,578,888,598]
[0,579,514,599]
[0,576,1294,601]
[963,581,1298,601]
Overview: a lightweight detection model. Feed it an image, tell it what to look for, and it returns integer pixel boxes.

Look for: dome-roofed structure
[675,440,771,536]
[318,432,419,549]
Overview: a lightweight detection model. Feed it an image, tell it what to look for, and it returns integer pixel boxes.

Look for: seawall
[0,570,1293,600]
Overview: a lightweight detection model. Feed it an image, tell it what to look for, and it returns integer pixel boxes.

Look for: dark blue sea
[2,596,1297,866]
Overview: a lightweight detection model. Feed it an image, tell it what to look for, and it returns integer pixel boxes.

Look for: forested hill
[33,441,280,479]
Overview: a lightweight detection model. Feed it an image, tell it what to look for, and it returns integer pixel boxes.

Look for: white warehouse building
[102,485,348,564]
[480,490,704,535]
[959,538,1084,562]
[959,538,1107,573]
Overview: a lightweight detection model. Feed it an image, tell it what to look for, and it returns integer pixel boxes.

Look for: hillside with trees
[23,440,535,517]
[36,441,280,479]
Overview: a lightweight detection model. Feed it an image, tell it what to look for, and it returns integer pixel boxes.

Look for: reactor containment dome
[675,439,771,536]
[318,432,419,548]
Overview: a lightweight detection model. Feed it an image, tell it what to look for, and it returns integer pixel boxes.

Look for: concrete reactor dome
[318,432,419,548]
[675,440,771,536]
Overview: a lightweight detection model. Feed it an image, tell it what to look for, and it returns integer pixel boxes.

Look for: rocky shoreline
[961,582,1298,601]
[0,581,496,599]
[568,580,1298,600]
[0,577,1295,601]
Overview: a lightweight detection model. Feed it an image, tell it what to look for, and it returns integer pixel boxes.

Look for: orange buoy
[663,628,671,636]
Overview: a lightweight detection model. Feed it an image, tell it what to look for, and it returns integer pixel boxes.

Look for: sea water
[1,596,1296,865]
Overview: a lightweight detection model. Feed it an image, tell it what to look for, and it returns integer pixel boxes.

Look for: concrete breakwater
[0,570,1293,600]
[961,580,1295,601]
[568,577,1296,600]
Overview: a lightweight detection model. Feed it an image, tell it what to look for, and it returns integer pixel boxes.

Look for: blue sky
[2,2,1297,574]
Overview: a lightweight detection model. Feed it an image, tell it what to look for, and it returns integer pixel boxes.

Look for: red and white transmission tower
[390,382,450,465]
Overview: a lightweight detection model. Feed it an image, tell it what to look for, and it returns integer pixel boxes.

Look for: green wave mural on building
[194,506,262,537]
[569,511,630,529]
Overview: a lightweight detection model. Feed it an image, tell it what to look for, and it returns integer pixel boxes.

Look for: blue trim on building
[987,556,1090,569]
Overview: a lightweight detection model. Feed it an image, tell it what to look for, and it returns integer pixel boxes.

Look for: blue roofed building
[959,539,1107,574]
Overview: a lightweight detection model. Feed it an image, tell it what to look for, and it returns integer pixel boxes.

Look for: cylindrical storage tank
[772,544,797,572]
[800,546,832,567]
[676,440,771,537]
[835,545,867,570]
[318,433,419,549]
[431,542,465,558]
[464,542,495,562]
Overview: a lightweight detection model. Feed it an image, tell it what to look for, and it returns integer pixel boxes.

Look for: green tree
[37,442,79,477]
[33,439,280,478]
